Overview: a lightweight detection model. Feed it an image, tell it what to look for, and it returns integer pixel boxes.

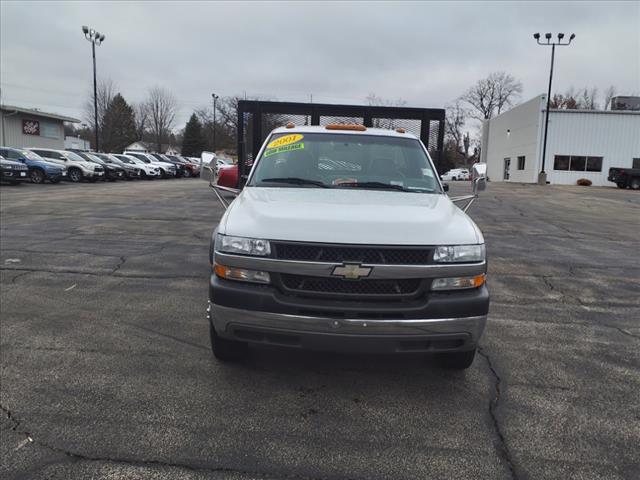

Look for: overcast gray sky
[1,1,638,129]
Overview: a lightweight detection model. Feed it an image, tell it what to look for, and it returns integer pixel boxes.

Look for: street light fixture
[82,25,105,151]
[211,93,219,155]
[533,31,575,185]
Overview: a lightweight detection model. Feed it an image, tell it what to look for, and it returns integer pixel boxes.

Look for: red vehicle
[217,164,238,188]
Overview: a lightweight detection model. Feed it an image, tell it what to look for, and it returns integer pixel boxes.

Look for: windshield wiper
[336,181,411,192]
[260,177,330,188]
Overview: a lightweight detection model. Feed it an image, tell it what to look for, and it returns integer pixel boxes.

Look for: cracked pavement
[1,179,639,479]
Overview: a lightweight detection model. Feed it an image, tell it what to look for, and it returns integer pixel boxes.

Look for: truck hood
[221,187,482,245]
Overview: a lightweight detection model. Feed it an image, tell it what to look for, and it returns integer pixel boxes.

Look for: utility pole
[211,93,219,155]
[82,26,105,151]
[533,32,575,185]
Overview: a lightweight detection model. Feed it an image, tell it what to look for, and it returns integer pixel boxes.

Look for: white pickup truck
[208,125,488,369]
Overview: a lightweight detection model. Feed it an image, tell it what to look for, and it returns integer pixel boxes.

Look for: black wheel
[436,348,476,370]
[68,168,83,182]
[631,178,640,190]
[616,182,626,189]
[30,169,45,184]
[183,169,192,178]
[159,169,167,179]
[209,322,248,361]
[452,177,457,181]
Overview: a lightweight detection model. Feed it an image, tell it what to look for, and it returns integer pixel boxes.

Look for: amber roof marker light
[325,124,367,131]
[285,122,295,129]
[395,127,406,134]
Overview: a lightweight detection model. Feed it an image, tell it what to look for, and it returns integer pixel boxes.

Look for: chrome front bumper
[209,303,486,353]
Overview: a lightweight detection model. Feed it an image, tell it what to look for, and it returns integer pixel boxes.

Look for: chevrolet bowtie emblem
[332,263,372,280]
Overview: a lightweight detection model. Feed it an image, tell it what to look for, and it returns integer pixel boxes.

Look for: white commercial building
[1,104,80,150]
[481,95,640,186]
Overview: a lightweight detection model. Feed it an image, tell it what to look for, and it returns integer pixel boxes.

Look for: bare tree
[365,93,407,128]
[461,71,523,120]
[551,87,600,110]
[145,86,177,151]
[445,100,467,156]
[133,102,149,140]
[580,87,598,110]
[83,78,117,132]
[603,85,617,110]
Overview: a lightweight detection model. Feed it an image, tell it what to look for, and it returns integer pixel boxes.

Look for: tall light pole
[82,26,105,151]
[533,32,575,185]
[211,93,219,155]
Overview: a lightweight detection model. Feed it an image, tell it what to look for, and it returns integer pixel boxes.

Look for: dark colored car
[0,156,30,184]
[608,167,640,190]
[75,152,125,181]
[92,153,137,180]
[0,147,66,184]
[101,154,142,179]
[167,155,200,177]
[150,153,186,177]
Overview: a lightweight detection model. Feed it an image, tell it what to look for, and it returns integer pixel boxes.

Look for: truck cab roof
[268,125,419,140]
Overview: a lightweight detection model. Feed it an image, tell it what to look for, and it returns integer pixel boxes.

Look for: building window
[554,155,603,172]
[586,157,603,172]
[569,156,586,171]
[517,156,525,170]
[554,155,570,170]
[633,158,640,169]
[41,122,60,139]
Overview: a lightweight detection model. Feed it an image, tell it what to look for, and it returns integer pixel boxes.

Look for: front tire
[209,322,248,361]
[436,348,476,370]
[631,178,640,190]
[30,169,45,184]
[616,182,626,189]
[183,169,191,178]
[68,168,83,183]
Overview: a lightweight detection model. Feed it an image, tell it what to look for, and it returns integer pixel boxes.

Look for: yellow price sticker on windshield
[267,134,303,149]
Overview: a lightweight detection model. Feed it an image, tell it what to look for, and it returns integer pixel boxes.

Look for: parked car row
[0,146,201,185]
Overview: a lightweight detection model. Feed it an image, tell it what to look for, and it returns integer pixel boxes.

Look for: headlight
[432,274,485,291]
[433,245,485,263]
[216,234,271,256]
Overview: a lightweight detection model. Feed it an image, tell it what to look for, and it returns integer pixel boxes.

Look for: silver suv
[28,148,104,182]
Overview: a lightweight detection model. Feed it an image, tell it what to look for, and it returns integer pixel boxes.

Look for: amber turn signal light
[325,124,367,131]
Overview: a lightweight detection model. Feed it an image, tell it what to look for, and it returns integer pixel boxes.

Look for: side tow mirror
[442,182,449,192]
[472,163,487,194]
[205,165,239,210]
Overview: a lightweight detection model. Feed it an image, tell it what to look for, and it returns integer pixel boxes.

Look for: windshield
[78,152,103,164]
[94,153,113,163]
[21,149,44,161]
[129,153,150,163]
[116,156,135,165]
[249,132,441,193]
[63,151,88,162]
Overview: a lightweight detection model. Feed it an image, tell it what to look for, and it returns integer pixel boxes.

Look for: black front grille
[273,243,431,265]
[280,274,421,296]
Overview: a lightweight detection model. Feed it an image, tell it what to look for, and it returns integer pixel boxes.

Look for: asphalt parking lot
[1,179,639,480]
